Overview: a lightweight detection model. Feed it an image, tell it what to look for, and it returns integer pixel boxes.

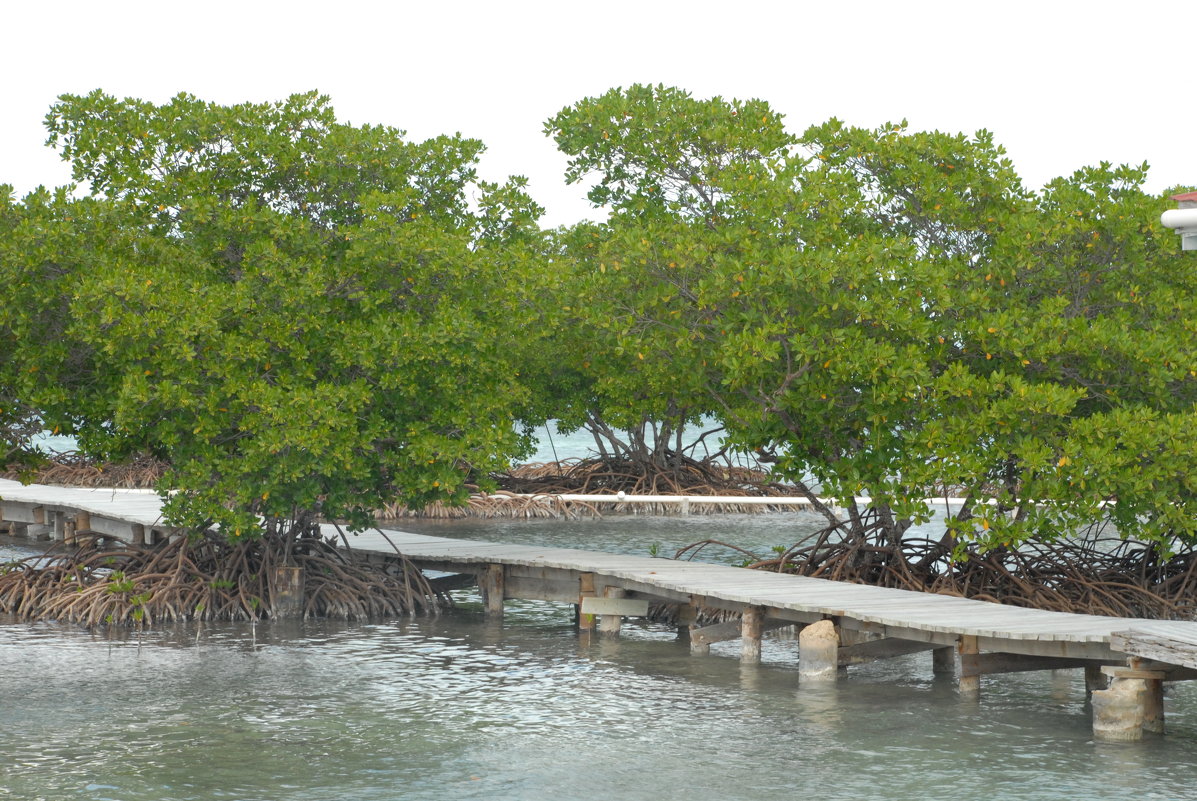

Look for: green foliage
[540,85,800,465]
[3,91,545,535]
[548,85,1197,552]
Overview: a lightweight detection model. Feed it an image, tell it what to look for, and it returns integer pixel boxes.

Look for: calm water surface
[3,523,1197,801]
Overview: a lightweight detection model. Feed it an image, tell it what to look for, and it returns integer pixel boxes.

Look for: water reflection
[2,608,1196,801]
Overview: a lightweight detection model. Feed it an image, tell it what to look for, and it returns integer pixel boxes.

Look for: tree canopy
[2,90,545,535]
[3,84,1195,560]
[546,84,1197,553]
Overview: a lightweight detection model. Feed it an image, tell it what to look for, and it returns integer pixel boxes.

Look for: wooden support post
[675,603,696,642]
[577,572,596,632]
[131,523,146,546]
[690,624,711,656]
[1144,676,1165,735]
[685,597,709,655]
[799,619,839,682]
[958,635,980,696]
[598,586,626,636]
[1131,659,1165,735]
[479,564,505,618]
[63,519,77,545]
[32,506,44,525]
[1085,664,1108,696]
[75,511,91,535]
[271,566,305,619]
[932,646,956,676]
[741,606,764,665]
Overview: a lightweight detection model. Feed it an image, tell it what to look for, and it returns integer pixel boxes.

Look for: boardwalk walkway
[3,478,1196,740]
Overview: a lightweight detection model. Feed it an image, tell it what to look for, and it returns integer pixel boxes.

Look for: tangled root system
[0,529,444,627]
[2,452,166,489]
[716,515,1197,619]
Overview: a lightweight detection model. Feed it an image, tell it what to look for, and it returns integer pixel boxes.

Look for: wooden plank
[1110,629,1197,671]
[961,652,1116,678]
[579,596,649,617]
[690,618,791,647]
[8,478,1197,667]
[428,573,478,592]
[838,638,938,666]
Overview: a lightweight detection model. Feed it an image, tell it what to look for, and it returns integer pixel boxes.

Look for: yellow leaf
[987,327,996,333]
[1058,456,1071,467]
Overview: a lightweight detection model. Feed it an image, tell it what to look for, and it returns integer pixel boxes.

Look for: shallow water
[379,512,828,565]
[2,607,1196,801]
[3,525,1197,801]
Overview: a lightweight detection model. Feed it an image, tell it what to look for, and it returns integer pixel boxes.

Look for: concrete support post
[932,646,956,676]
[52,511,64,541]
[598,586,626,636]
[1092,678,1149,741]
[480,564,505,618]
[799,619,839,682]
[271,565,305,619]
[741,606,764,665]
[958,635,980,696]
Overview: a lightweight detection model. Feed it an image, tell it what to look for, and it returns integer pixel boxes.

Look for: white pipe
[1161,208,1197,229]
[1162,208,1197,251]
[504,493,972,506]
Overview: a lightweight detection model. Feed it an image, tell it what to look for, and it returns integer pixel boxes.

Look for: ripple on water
[4,518,1197,801]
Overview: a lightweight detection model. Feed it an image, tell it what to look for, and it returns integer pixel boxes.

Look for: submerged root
[0,530,445,626]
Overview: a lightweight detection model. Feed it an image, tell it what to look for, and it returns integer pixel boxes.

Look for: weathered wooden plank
[961,652,1116,678]
[428,573,478,592]
[838,638,938,666]
[7,477,1197,665]
[579,596,649,617]
[1110,629,1197,671]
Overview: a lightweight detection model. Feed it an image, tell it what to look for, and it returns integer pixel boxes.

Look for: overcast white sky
[4,0,1193,228]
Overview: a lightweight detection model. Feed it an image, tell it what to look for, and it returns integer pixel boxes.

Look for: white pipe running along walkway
[2,478,1195,741]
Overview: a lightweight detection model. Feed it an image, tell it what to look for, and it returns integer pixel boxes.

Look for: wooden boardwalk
[4,477,1197,740]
